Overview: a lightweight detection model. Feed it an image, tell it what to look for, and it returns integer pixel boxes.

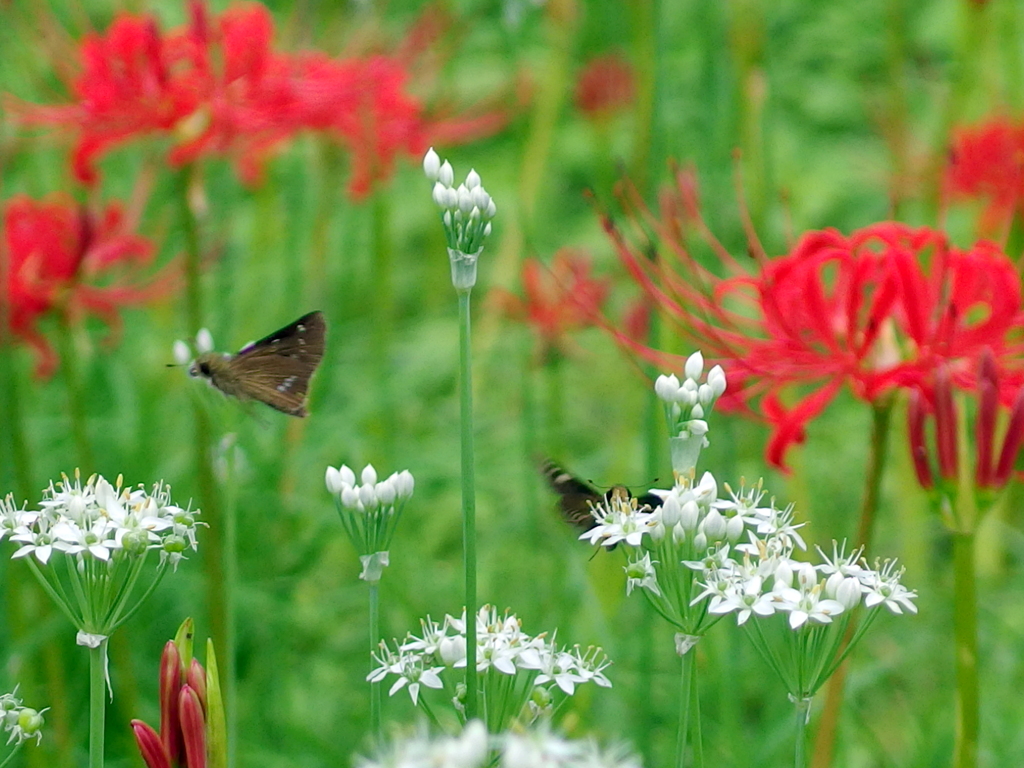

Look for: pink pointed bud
[907,389,933,488]
[132,720,172,768]
[159,641,184,765]
[975,350,999,488]
[187,658,208,713]
[179,686,207,768]
[994,386,1024,486]
[933,366,958,480]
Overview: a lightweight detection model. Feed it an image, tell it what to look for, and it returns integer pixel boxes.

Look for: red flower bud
[187,658,207,713]
[933,366,958,480]
[975,350,999,488]
[994,386,1024,486]
[159,640,184,765]
[179,686,207,768]
[131,720,172,768]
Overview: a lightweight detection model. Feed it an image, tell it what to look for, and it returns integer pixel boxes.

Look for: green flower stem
[55,318,94,473]
[794,697,811,768]
[675,649,694,768]
[457,288,478,721]
[0,744,23,768]
[952,531,979,768]
[811,399,893,768]
[176,167,227,661]
[223,436,239,768]
[368,582,381,741]
[88,639,108,768]
[370,192,395,461]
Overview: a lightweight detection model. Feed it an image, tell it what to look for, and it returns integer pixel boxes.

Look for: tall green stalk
[675,650,694,768]
[176,167,227,663]
[368,583,382,740]
[55,318,94,473]
[88,640,108,768]
[793,698,811,768]
[458,289,478,721]
[952,532,979,768]
[811,400,893,768]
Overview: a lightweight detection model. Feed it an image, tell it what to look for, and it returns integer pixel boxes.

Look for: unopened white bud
[725,515,745,543]
[697,383,715,407]
[339,465,356,487]
[701,509,727,541]
[432,181,449,208]
[774,561,794,589]
[396,470,415,499]
[680,500,700,531]
[836,576,863,609]
[796,563,818,591]
[708,365,727,396]
[672,522,687,544]
[660,494,681,527]
[465,169,481,189]
[360,465,377,486]
[325,466,343,494]
[439,160,454,187]
[457,185,474,213]
[439,635,466,666]
[358,483,377,508]
[655,374,680,402]
[423,148,441,180]
[484,222,492,237]
[376,479,396,506]
[691,403,705,419]
[340,487,361,509]
[685,351,704,381]
[485,199,497,218]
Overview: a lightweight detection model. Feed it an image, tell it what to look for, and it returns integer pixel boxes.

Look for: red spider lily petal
[975,350,999,488]
[994,386,1024,486]
[2,194,170,377]
[907,388,934,488]
[933,365,958,480]
[179,686,207,768]
[598,169,1024,469]
[132,720,172,768]
[946,118,1024,235]
[575,53,635,119]
[497,250,610,355]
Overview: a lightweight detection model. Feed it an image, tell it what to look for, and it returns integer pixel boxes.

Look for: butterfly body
[540,459,662,534]
[187,311,326,417]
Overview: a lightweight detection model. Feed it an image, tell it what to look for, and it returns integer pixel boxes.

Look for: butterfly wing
[540,459,603,531]
[228,311,326,416]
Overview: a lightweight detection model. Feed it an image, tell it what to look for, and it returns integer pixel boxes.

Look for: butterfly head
[188,352,230,382]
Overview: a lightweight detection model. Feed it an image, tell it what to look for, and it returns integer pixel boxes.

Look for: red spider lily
[599,167,1024,469]
[946,117,1024,239]
[1,194,173,378]
[493,249,610,362]
[575,53,635,120]
[908,351,1024,492]
[11,2,512,196]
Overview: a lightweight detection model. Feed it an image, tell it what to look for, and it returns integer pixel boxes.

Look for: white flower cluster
[0,689,45,747]
[582,472,814,637]
[369,606,611,719]
[1,472,199,568]
[654,351,726,440]
[358,721,641,768]
[696,538,918,629]
[423,148,496,253]
[325,464,414,583]
[172,328,215,366]
[325,464,415,509]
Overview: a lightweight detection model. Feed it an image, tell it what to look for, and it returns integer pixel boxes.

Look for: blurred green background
[2,0,1024,766]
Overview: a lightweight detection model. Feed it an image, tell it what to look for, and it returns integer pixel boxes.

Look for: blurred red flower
[946,117,1024,238]
[493,249,611,362]
[11,2,511,197]
[600,168,1024,469]
[2,194,173,377]
[575,53,635,120]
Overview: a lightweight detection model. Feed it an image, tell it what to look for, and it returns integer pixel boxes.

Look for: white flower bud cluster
[368,606,611,721]
[325,464,414,511]
[654,351,727,441]
[172,328,216,367]
[423,147,496,257]
[325,464,414,582]
[2,471,200,569]
[0,689,46,746]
